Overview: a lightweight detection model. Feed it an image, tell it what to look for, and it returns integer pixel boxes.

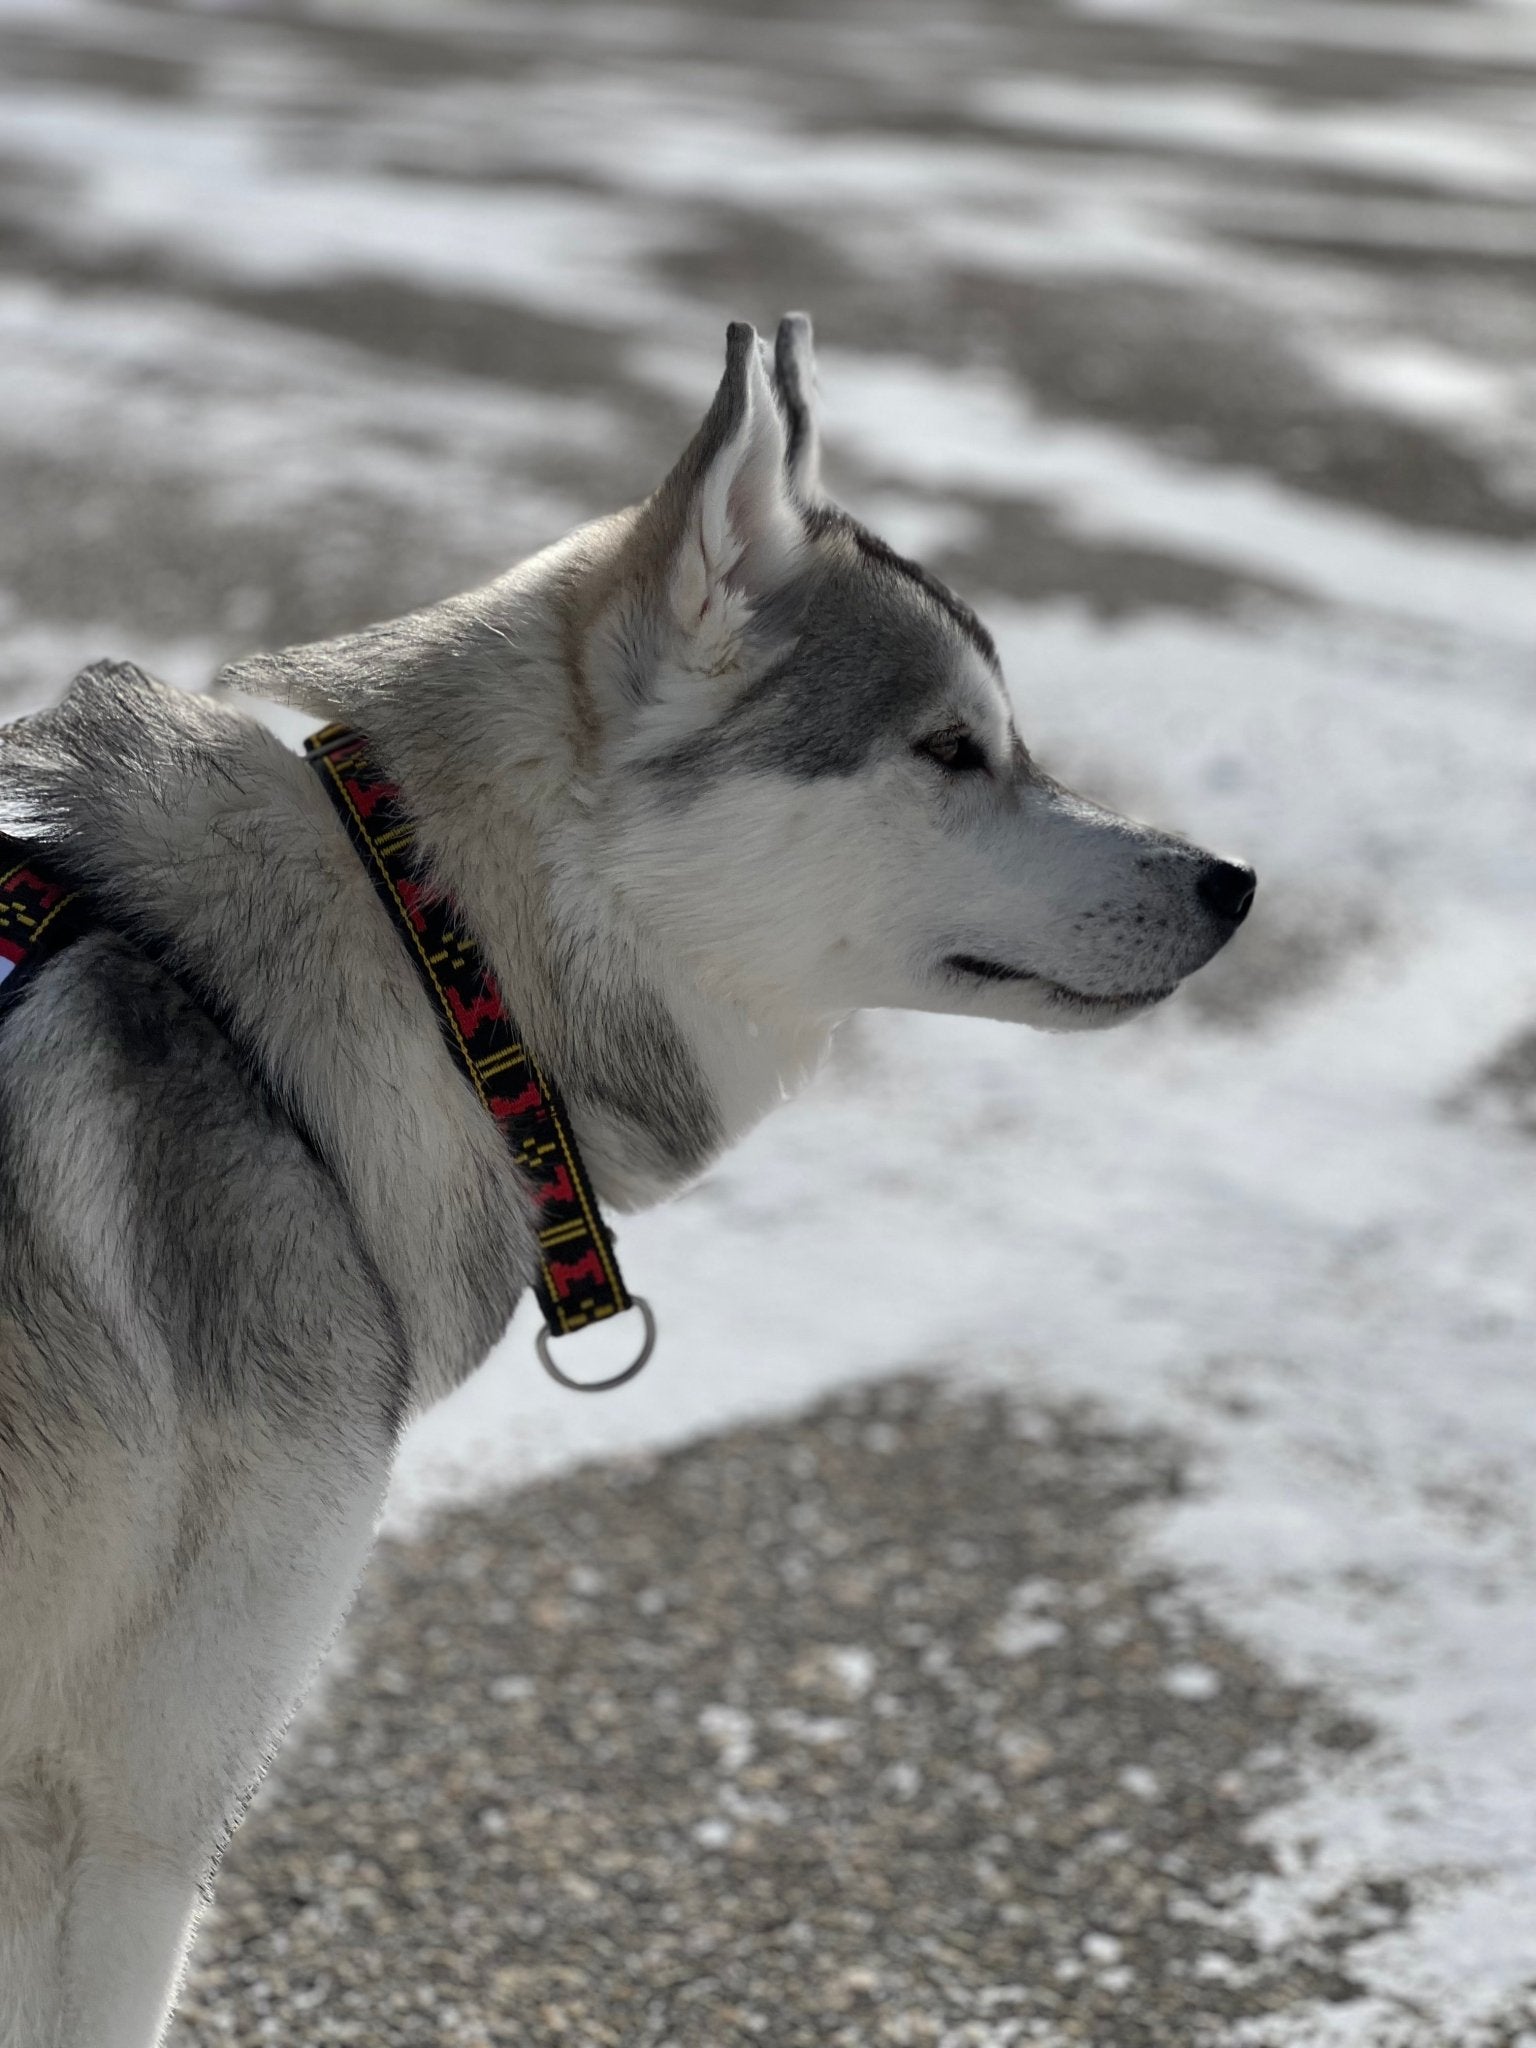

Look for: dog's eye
[915,728,988,774]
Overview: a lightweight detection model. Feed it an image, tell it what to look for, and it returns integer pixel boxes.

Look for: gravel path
[175,1379,1395,2047]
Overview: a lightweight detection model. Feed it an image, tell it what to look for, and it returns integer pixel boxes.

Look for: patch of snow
[1313,339,1526,431]
[0,87,683,325]
[1068,0,1536,66]
[1162,1662,1223,1702]
[814,350,1536,649]
[697,1704,756,1773]
[825,1646,878,1700]
[971,75,1536,199]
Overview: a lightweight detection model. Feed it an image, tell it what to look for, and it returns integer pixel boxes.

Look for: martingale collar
[304,724,653,1393]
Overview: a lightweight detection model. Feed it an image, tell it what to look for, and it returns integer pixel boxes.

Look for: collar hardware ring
[537,1297,657,1394]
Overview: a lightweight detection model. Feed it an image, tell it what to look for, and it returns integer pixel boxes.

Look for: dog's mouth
[944,952,1176,1016]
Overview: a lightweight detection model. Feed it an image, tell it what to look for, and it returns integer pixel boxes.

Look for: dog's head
[587,316,1254,1032]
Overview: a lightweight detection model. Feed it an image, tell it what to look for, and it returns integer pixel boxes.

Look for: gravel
[174,1379,1392,2046]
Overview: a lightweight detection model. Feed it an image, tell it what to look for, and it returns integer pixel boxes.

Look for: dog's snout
[1196,856,1256,927]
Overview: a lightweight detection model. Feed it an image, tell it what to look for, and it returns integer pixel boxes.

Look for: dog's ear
[652,321,804,637]
[773,311,822,504]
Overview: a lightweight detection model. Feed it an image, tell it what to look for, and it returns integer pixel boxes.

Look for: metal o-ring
[536,1297,657,1393]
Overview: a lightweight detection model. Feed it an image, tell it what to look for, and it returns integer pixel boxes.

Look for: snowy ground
[3,1,1536,2041]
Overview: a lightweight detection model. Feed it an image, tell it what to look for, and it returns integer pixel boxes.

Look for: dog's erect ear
[773,311,822,504]
[653,321,804,636]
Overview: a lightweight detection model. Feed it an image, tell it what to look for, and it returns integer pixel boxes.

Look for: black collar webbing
[304,725,651,1387]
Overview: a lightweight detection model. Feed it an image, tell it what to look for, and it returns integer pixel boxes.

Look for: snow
[1069,0,1536,66]
[971,75,1536,199]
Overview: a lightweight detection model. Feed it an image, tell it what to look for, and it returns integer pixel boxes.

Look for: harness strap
[0,839,91,999]
[304,724,636,1346]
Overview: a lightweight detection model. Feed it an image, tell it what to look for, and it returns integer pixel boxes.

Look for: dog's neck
[290,540,833,1212]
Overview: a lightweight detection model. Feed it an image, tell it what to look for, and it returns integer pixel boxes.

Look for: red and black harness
[0,728,653,1392]
[0,851,92,991]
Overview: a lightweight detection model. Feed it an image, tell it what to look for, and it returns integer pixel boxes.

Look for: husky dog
[0,315,1253,2046]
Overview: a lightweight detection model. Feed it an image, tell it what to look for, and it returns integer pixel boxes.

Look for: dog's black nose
[1197,857,1256,926]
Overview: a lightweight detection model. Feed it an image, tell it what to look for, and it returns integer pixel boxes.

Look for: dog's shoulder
[0,659,315,877]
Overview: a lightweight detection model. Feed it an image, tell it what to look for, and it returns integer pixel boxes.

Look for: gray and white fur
[0,316,1253,2046]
